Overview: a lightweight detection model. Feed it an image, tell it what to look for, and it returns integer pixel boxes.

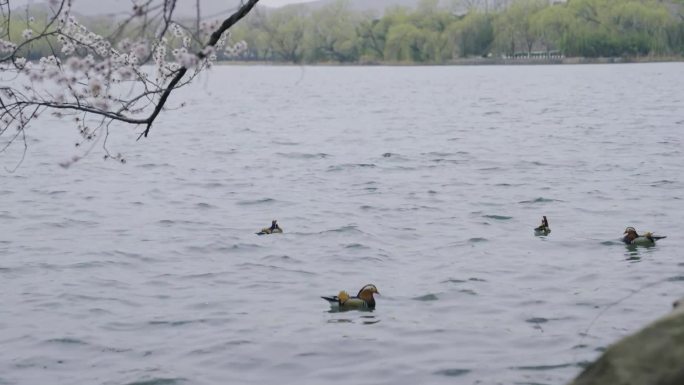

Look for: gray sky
[17,0,318,8]
[14,0,319,14]
[262,0,314,6]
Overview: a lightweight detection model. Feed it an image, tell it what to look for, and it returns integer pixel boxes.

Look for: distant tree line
[230,0,684,62]
[8,0,684,63]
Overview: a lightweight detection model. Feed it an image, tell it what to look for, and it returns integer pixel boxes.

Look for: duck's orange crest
[337,291,350,303]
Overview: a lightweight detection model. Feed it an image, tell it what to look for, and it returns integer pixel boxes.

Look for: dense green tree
[303,0,361,62]
[357,7,416,62]
[532,5,572,53]
[493,0,548,56]
[260,7,307,62]
[667,20,684,54]
[356,17,386,61]
[560,0,677,57]
[448,11,494,57]
[610,1,674,55]
[384,22,425,61]
[412,0,455,61]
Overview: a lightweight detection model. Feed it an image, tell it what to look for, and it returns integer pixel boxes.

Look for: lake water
[1,63,683,385]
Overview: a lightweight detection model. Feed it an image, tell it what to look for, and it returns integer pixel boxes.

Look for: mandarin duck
[534,216,551,236]
[256,220,283,235]
[322,284,379,310]
[622,227,666,246]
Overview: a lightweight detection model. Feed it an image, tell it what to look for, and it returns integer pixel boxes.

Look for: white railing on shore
[501,52,565,60]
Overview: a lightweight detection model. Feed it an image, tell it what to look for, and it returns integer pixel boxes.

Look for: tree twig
[138,0,260,139]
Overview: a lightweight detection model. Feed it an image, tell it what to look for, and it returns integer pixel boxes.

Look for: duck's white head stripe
[357,284,378,296]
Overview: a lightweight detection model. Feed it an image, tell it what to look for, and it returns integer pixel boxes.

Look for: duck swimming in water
[622,227,666,246]
[322,284,379,311]
[534,216,551,236]
[256,220,283,235]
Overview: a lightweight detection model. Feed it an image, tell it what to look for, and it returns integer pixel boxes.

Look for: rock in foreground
[568,298,684,385]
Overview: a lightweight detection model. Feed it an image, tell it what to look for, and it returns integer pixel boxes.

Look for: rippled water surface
[1,63,683,385]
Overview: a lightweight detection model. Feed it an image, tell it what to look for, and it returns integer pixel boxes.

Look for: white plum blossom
[89,78,103,97]
[178,53,198,68]
[14,57,27,69]
[1,39,17,53]
[225,40,248,57]
[172,24,184,38]
[39,55,60,66]
[1,0,260,167]
[118,38,132,52]
[82,54,95,68]
[91,97,109,110]
[202,46,215,57]
[132,42,149,61]
[66,56,84,72]
[61,42,75,55]
[117,66,135,81]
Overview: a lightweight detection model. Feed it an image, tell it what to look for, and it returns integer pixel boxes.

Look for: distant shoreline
[217,56,684,66]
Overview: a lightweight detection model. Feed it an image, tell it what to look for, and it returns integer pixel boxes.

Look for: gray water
[1,63,683,385]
